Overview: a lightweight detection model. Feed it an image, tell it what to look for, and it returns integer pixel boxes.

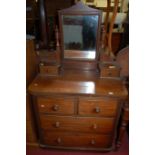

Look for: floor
[27,133,129,155]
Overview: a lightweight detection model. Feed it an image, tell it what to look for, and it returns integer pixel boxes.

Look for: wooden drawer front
[79,98,118,117]
[100,68,120,77]
[43,132,112,148]
[40,115,114,134]
[40,65,59,75]
[37,97,74,115]
[99,62,120,78]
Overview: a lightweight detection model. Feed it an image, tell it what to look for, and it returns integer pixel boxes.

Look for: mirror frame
[58,2,102,61]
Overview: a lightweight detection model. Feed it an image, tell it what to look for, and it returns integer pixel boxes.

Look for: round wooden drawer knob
[92,124,97,129]
[95,107,100,113]
[56,137,61,144]
[40,104,45,108]
[34,83,38,86]
[52,104,59,111]
[109,65,115,69]
[91,139,96,145]
[55,121,60,128]
[108,72,112,76]
[40,63,44,66]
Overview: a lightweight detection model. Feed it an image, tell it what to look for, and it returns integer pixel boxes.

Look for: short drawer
[42,131,112,148]
[78,98,118,117]
[37,97,75,115]
[99,62,120,78]
[100,68,120,77]
[40,115,115,134]
[39,63,60,75]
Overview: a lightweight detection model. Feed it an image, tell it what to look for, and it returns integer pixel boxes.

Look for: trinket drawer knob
[92,124,97,129]
[52,104,59,111]
[55,121,60,128]
[95,107,100,113]
[56,137,61,144]
[91,139,96,145]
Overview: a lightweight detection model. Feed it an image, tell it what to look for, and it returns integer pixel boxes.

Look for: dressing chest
[28,2,128,151]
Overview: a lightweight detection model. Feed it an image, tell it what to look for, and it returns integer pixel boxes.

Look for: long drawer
[40,115,115,134]
[42,131,112,148]
[37,97,75,115]
[79,97,118,117]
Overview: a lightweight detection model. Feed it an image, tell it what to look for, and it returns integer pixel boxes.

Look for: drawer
[79,98,118,117]
[99,62,120,78]
[100,68,120,77]
[39,63,60,75]
[37,97,75,115]
[40,115,115,134]
[42,131,112,148]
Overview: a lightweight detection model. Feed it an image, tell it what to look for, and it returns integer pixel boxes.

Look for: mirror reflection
[62,15,98,59]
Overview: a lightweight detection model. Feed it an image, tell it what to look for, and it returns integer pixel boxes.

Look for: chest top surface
[28,70,127,98]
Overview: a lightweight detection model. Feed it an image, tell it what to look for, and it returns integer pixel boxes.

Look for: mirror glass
[62,15,98,60]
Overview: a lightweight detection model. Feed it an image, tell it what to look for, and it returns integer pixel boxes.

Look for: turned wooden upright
[38,0,49,48]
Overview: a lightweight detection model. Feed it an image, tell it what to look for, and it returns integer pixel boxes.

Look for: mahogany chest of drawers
[27,1,128,152]
[28,72,127,151]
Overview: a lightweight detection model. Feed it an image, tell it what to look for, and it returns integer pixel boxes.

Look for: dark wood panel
[62,60,97,70]
[26,94,38,144]
[112,33,122,54]
[26,39,39,86]
[26,40,39,145]
[40,115,115,134]
[45,0,73,16]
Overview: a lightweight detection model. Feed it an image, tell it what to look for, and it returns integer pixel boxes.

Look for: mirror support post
[108,0,119,58]
[39,0,49,48]
[55,26,61,63]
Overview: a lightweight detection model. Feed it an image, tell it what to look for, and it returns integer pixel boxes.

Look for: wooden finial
[55,25,60,63]
[100,25,105,49]
[55,25,60,48]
